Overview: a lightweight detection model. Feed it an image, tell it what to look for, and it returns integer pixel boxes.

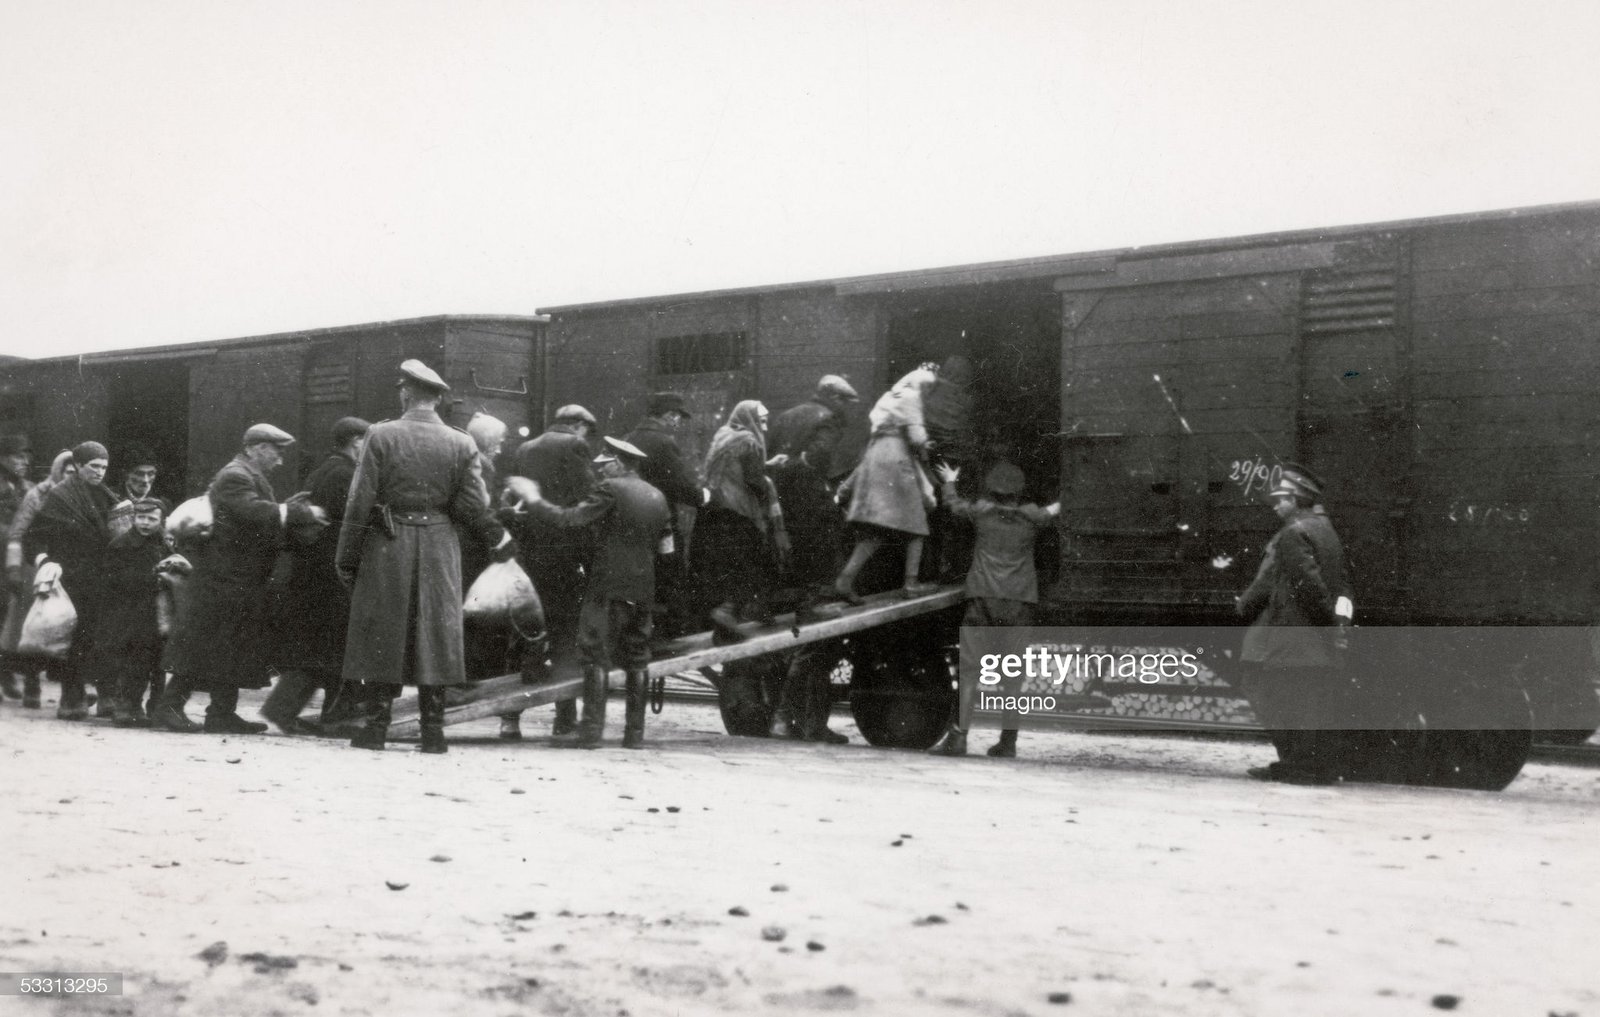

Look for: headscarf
[706,400,767,467]
[703,401,770,525]
[44,449,75,488]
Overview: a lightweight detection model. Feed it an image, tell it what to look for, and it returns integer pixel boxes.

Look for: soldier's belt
[389,510,449,526]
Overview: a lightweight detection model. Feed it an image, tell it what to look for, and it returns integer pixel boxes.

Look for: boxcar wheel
[847,641,956,750]
[1420,728,1533,792]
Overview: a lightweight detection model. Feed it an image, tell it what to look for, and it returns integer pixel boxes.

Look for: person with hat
[927,459,1059,758]
[96,497,168,726]
[0,435,31,701]
[624,392,705,640]
[338,360,515,755]
[693,401,788,634]
[3,449,73,708]
[24,441,115,719]
[767,375,860,478]
[155,424,327,734]
[513,435,670,749]
[1235,462,1354,785]
[260,416,371,735]
[105,447,170,541]
[499,403,599,740]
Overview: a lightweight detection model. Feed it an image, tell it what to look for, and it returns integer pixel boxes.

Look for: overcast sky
[3,0,1597,358]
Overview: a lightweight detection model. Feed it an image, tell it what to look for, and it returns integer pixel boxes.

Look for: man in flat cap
[157,424,328,734]
[624,392,704,639]
[516,436,670,749]
[339,360,514,754]
[262,416,370,735]
[768,375,860,473]
[1235,462,1354,785]
[499,403,598,739]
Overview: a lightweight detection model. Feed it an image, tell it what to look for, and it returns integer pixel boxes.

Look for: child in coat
[99,499,169,726]
[929,460,1059,758]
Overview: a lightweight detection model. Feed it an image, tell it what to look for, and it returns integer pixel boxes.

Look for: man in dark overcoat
[624,391,704,639]
[261,416,370,735]
[338,360,513,755]
[502,404,596,738]
[1236,463,1354,785]
[768,375,859,465]
[0,435,30,702]
[519,437,670,749]
[155,425,327,734]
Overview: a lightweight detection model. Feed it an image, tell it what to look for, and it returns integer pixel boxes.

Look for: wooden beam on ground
[388,585,964,738]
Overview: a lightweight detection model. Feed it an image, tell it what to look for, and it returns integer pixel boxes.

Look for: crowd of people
[0,352,1351,781]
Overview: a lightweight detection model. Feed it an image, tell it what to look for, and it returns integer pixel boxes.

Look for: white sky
[3,0,1597,358]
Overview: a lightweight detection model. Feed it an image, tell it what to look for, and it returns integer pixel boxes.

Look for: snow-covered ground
[3,692,1596,1016]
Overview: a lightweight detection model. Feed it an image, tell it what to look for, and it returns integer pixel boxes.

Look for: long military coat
[1237,507,1351,667]
[164,455,317,689]
[336,408,505,687]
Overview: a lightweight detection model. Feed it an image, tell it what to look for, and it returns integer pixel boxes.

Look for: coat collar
[402,407,444,424]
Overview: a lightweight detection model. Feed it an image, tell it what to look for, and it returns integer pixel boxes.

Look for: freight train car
[538,200,1600,767]
[0,315,543,502]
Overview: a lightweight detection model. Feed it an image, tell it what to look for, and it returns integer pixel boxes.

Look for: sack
[17,575,77,659]
[463,558,545,637]
[166,495,214,545]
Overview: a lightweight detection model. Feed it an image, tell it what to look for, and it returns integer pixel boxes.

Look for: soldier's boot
[929,726,968,757]
[151,676,201,733]
[986,729,1019,758]
[418,687,448,755]
[22,672,41,709]
[350,694,392,751]
[622,669,648,749]
[0,671,20,699]
[572,667,607,749]
[551,698,578,737]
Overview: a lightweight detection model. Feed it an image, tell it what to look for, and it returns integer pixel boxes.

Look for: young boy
[929,461,1059,758]
[99,499,169,726]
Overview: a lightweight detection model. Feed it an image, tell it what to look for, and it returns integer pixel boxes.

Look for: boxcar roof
[17,313,546,366]
[537,198,1600,316]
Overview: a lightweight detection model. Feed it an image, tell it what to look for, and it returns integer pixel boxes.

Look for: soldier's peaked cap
[600,435,647,461]
[243,423,295,447]
[1270,461,1324,501]
[395,359,450,392]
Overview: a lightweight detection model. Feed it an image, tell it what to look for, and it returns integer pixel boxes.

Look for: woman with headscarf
[1,449,71,707]
[691,400,789,632]
[23,442,115,719]
[833,362,944,601]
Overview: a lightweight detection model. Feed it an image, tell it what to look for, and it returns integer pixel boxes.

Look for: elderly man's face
[127,464,157,496]
[1271,493,1298,520]
[246,443,285,471]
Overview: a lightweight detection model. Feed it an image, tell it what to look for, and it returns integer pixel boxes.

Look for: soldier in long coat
[338,360,513,755]
[1236,463,1354,785]
[0,435,31,702]
[261,416,370,734]
[156,426,326,734]
[502,404,597,738]
[519,437,670,749]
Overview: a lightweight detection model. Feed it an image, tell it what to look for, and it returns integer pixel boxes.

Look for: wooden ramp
[388,585,965,738]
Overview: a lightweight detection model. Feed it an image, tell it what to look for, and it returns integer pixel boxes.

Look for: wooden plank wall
[1406,211,1600,621]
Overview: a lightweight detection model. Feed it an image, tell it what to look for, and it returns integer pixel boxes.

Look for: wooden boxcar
[539,200,1600,750]
[0,314,543,502]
